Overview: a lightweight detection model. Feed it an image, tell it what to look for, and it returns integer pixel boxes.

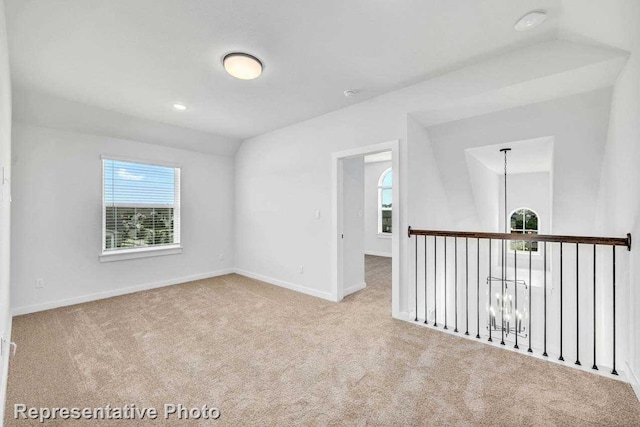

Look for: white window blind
[102,158,181,253]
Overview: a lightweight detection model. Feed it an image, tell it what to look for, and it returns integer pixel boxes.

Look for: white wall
[10,124,235,314]
[364,160,391,257]
[13,87,241,156]
[561,0,640,384]
[233,112,407,306]
[0,0,11,420]
[499,173,551,235]
[426,88,612,235]
[426,89,620,364]
[465,154,500,232]
[234,40,625,318]
[406,117,455,321]
[499,173,554,352]
[499,172,552,277]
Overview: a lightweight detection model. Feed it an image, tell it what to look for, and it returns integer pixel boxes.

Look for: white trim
[13,267,337,317]
[11,269,234,316]
[344,282,366,296]
[234,269,335,301]
[0,318,12,426]
[332,139,400,317]
[174,167,182,245]
[377,233,392,239]
[99,245,183,262]
[626,361,640,402]
[365,250,392,258]
[395,312,631,385]
[394,311,414,322]
[100,153,182,169]
[106,203,175,209]
[102,157,105,253]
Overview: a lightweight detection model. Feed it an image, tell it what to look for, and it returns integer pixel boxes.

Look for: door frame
[331,140,400,315]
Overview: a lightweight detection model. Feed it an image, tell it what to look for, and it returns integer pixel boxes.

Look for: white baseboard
[344,282,366,297]
[625,361,640,402]
[394,311,414,321]
[12,268,336,316]
[11,269,235,316]
[400,314,630,384]
[364,250,392,258]
[234,269,335,301]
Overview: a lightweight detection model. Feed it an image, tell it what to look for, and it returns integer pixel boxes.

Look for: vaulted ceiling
[6,0,561,140]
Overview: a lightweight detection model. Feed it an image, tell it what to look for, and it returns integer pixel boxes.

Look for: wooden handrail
[407,226,631,250]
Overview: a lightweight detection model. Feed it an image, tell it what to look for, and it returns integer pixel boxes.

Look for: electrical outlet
[299,265,304,274]
[218,253,224,261]
[35,278,44,289]
[314,210,321,219]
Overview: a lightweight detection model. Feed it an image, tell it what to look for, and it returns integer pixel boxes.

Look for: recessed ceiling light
[344,89,357,98]
[223,52,263,80]
[173,103,187,111]
[514,10,547,31]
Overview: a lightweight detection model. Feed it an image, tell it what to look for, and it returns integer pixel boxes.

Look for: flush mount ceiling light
[344,89,357,98]
[223,52,263,80]
[173,103,187,111]
[514,10,548,31]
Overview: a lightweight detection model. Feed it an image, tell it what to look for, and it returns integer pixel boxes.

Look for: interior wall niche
[465,138,554,286]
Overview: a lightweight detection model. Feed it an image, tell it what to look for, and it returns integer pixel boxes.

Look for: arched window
[510,208,539,252]
[378,168,392,234]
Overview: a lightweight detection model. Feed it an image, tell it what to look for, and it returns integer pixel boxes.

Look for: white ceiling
[465,137,554,174]
[5,0,560,141]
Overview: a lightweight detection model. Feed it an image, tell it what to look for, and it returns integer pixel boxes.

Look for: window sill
[99,245,183,263]
[377,233,392,239]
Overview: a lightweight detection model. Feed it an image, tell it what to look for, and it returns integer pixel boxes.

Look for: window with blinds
[102,158,181,253]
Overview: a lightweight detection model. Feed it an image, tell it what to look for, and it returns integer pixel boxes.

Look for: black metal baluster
[501,237,505,346]
[514,240,518,349]
[488,239,492,342]
[559,243,564,361]
[434,237,438,327]
[576,243,581,366]
[592,244,598,370]
[528,246,533,353]
[415,236,418,322]
[424,236,428,324]
[612,246,618,375]
[405,228,627,375]
[543,241,548,357]
[465,238,469,336]
[476,238,480,339]
[444,237,448,330]
[455,238,458,333]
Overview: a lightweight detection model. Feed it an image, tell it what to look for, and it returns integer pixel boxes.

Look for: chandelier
[486,148,529,343]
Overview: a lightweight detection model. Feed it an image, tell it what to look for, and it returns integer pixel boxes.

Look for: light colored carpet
[5,256,640,426]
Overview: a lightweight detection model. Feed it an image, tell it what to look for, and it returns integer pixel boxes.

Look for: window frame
[100,155,182,262]
[508,207,540,254]
[377,167,392,235]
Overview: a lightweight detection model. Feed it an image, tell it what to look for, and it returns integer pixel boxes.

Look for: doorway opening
[331,140,400,317]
